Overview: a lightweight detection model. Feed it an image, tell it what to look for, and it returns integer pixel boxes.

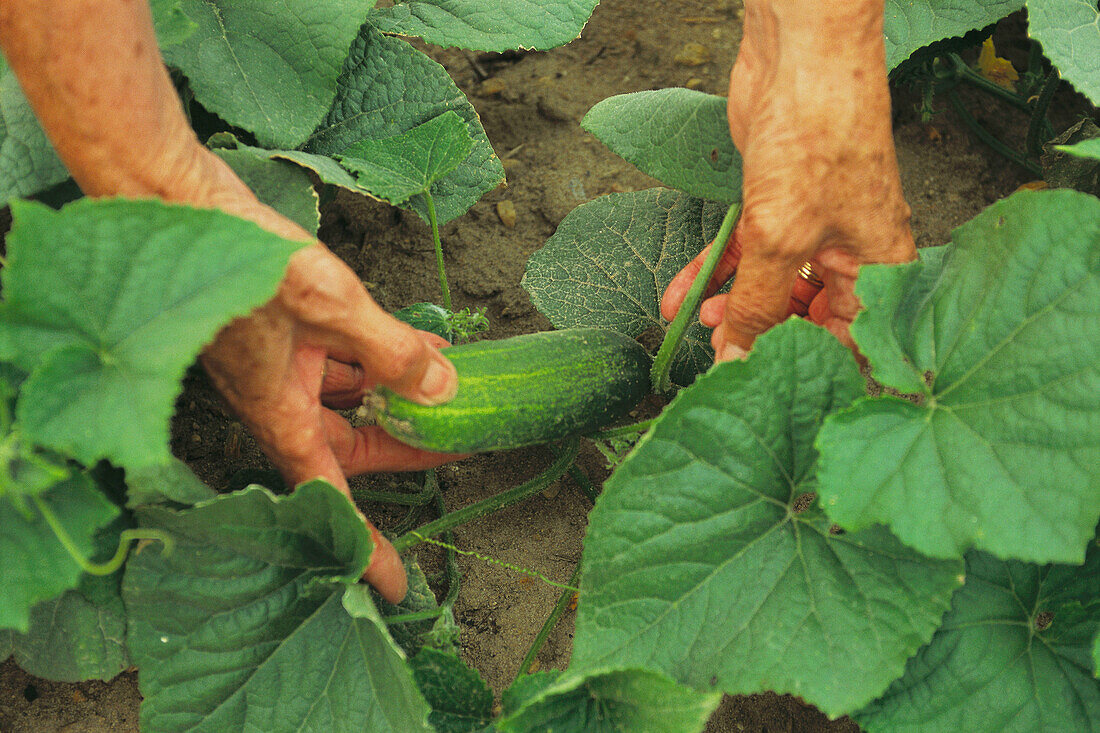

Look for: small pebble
[674,42,711,66]
[686,77,704,89]
[496,200,517,228]
[479,77,507,96]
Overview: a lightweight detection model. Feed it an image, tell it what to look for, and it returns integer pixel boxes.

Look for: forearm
[0,0,206,199]
[0,0,307,241]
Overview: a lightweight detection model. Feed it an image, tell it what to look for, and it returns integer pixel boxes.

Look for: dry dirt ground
[4,1,1085,730]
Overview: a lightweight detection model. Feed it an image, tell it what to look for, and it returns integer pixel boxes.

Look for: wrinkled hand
[194,152,462,603]
[662,0,916,359]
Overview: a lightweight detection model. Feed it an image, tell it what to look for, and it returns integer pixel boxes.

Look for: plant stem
[352,482,437,506]
[393,439,579,553]
[430,471,462,608]
[35,496,173,576]
[424,191,452,311]
[515,563,582,681]
[1026,69,1060,159]
[946,53,1032,114]
[650,202,741,394]
[588,418,656,441]
[945,89,1042,177]
[548,442,600,504]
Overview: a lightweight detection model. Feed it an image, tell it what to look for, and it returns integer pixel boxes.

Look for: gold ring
[320,360,328,384]
[797,261,824,287]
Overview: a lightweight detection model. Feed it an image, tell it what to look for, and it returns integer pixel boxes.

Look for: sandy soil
[4,1,1084,731]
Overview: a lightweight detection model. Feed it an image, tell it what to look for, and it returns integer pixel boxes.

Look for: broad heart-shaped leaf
[1027,0,1100,105]
[213,148,320,235]
[1059,138,1100,162]
[583,89,742,204]
[2,518,131,682]
[0,473,119,633]
[571,319,964,718]
[410,647,494,733]
[0,198,304,469]
[0,57,68,206]
[163,0,376,149]
[124,481,433,732]
[338,111,473,207]
[304,26,504,226]
[856,537,1100,732]
[523,189,725,386]
[818,190,1100,564]
[497,668,722,733]
[369,0,599,52]
[883,0,1024,70]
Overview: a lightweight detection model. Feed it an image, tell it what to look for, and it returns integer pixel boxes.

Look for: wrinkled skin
[0,0,466,603]
[662,0,916,359]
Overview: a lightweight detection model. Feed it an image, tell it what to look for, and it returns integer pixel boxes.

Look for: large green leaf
[883,0,1025,70]
[0,198,304,469]
[856,538,1100,732]
[0,58,68,206]
[410,647,494,733]
[497,668,721,733]
[0,473,119,633]
[817,190,1100,564]
[338,111,472,207]
[2,519,131,682]
[213,148,320,235]
[304,26,504,225]
[124,481,433,732]
[1027,0,1100,105]
[523,189,724,386]
[583,89,741,204]
[571,319,964,717]
[369,0,598,52]
[163,0,375,149]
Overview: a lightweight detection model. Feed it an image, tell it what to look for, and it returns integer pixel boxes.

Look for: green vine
[651,202,741,393]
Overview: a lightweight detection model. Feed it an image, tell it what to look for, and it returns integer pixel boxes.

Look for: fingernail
[417,353,458,404]
[716,343,749,362]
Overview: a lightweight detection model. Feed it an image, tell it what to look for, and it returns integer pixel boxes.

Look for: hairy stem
[424,191,452,311]
[515,563,582,681]
[589,418,656,441]
[34,497,173,576]
[946,89,1042,177]
[1026,69,1060,159]
[393,439,579,553]
[651,202,741,393]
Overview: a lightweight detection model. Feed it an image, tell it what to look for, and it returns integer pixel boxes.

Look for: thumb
[346,302,458,406]
[712,253,796,359]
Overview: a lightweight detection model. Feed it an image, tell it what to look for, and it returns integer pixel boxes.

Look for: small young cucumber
[393,302,454,343]
[370,328,651,453]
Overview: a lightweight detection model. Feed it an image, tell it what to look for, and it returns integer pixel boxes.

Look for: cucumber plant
[2,2,1098,732]
[508,3,1100,730]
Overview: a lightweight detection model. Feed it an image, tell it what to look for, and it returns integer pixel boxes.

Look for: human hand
[661,0,915,359]
[183,151,463,603]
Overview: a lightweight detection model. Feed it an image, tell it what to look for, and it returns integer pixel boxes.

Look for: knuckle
[724,296,782,336]
[375,337,426,384]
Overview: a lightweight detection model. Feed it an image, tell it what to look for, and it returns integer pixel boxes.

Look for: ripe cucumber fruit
[369,328,651,452]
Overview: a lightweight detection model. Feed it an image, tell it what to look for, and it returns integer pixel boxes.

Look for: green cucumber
[370,328,652,452]
[393,302,454,343]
